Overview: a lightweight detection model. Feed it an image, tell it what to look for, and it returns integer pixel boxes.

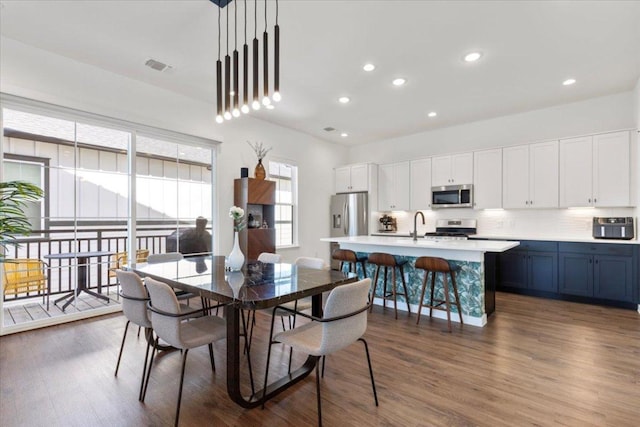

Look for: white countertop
[322,236,519,261]
[471,234,640,245]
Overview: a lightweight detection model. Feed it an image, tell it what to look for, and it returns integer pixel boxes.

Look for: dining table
[127,255,357,408]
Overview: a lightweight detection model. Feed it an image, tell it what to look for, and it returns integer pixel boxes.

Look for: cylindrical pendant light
[252,0,260,110]
[215,6,223,123]
[241,0,250,114]
[224,5,232,120]
[262,0,270,106]
[232,1,240,117]
[273,0,281,102]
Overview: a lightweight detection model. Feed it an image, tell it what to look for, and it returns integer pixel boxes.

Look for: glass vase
[228,231,245,271]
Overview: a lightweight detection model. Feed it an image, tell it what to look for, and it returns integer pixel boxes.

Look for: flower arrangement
[229,206,246,232]
[247,141,272,161]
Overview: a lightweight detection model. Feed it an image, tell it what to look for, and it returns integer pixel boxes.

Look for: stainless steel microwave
[431,184,473,209]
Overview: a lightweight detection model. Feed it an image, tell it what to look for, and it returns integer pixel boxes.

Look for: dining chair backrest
[258,252,282,264]
[319,278,371,355]
[147,252,184,264]
[145,277,184,348]
[115,270,151,328]
[295,256,327,270]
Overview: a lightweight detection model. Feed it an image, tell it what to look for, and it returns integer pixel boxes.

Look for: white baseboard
[371,297,487,327]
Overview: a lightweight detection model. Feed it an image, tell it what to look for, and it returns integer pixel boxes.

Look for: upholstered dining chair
[146,252,184,263]
[257,252,282,263]
[262,278,378,426]
[141,277,226,427]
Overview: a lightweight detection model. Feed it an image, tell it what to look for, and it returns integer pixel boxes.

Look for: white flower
[229,206,245,220]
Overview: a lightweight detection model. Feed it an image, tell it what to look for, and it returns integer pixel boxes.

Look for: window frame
[268,158,298,248]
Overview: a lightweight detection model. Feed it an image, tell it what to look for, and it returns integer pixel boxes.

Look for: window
[269,160,297,247]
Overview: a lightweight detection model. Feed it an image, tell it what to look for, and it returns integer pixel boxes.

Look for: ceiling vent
[323,127,336,132]
[145,59,171,72]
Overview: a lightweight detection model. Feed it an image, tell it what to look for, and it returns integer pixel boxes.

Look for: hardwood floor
[1,292,639,426]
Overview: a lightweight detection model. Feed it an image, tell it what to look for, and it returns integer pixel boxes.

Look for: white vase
[228,231,245,271]
[227,271,245,299]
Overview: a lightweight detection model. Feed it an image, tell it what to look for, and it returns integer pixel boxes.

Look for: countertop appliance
[431,184,473,209]
[330,193,369,270]
[592,217,635,240]
[378,214,397,232]
[423,219,477,241]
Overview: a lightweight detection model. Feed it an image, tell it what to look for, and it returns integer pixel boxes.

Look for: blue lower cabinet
[497,241,558,292]
[593,254,634,302]
[559,253,594,297]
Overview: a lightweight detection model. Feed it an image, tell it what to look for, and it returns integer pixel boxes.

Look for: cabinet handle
[530,200,533,205]
[589,259,592,264]
[588,198,591,203]
[595,259,598,264]
[594,198,597,203]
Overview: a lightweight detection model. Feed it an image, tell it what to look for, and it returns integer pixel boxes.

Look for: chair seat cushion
[274,321,324,356]
[179,315,226,349]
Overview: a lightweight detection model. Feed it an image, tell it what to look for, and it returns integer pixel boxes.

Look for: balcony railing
[2,225,199,303]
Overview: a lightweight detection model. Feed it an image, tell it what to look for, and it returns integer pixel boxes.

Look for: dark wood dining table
[127,255,357,408]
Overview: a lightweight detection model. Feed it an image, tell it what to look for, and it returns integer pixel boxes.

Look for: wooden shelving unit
[234,178,276,261]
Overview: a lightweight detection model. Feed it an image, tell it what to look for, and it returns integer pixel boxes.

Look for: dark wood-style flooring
[1,292,639,426]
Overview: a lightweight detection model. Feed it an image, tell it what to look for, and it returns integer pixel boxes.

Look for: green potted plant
[0,180,43,261]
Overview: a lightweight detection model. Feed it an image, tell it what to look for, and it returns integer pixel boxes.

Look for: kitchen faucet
[413,211,425,241]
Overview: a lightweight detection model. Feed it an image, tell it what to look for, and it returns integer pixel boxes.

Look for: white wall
[349,91,638,240]
[0,37,347,262]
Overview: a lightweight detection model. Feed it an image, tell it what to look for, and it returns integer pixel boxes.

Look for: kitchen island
[321,236,519,327]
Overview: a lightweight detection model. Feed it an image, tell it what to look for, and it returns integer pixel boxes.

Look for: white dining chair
[141,277,226,427]
[294,256,328,270]
[262,278,378,426]
[257,252,282,263]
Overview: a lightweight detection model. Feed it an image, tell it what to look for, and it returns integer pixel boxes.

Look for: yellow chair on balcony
[109,249,149,294]
[3,259,49,309]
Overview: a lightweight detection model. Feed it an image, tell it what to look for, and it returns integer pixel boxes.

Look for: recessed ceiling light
[340,133,348,137]
[338,96,351,104]
[428,112,437,118]
[266,104,275,109]
[363,63,375,72]
[392,78,406,86]
[563,78,576,86]
[464,52,482,62]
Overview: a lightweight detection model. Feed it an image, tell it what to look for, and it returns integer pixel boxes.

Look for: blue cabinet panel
[594,255,634,302]
[559,252,593,297]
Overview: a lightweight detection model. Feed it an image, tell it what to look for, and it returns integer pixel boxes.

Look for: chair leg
[316,357,323,427]
[391,267,398,319]
[399,265,411,316]
[450,271,464,325]
[442,273,452,333]
[429,272,436,318]
[383,266,389,312]
[115,320,130,377]
[416,273,429,325]
[370,266,380,312]
[358,338,379,406]
[321,355,326,378]
[139,330,153,401]
[175,348,189,427]
[360,261,367,279]
[262,307,279,409]
[141,336,159,402]
[208,343,215,372]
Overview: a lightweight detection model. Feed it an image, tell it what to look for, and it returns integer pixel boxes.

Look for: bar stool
[332,249,367,278]
[367,252,411,319]
[414,256,463,332]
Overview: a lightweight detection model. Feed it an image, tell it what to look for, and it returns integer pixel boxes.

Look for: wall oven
[431,184,473,209]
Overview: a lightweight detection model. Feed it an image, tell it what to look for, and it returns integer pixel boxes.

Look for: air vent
[145,59,171,72]
[323,127,336,132]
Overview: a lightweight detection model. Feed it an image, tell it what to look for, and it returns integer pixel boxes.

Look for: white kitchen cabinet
[473,148,502,209]
[410,158,432,210]
[431,152,473,187]
[503,141,558,209]
[378,161,410,211]
[335,163,372,193]
[559,131,630,207]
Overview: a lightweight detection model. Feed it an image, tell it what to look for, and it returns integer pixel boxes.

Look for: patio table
[44,250,113,311]
[128,255,357,408]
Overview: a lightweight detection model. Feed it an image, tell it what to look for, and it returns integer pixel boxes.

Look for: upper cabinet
[410,158,432,210]
[473,149,502,209]
[378,161,411,211]
[432,152,473,187]
[503,141,559,209]
[335,163,375,193]
[559,131,630,207]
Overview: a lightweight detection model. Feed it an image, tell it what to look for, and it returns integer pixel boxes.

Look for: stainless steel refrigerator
[330,192,368,270]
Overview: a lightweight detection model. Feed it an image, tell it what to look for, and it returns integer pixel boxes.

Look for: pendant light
[215,6,223,124]
[251,0,260,110]
[262,0,270,106]
[273,0,281,102]
[232,1,240,117]
[241,0,250,114]
[223,5,232,120]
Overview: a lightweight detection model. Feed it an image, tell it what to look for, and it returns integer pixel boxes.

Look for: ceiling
[1,1,639,146]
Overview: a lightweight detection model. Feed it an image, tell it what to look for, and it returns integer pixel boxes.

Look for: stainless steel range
[423,219,477,241]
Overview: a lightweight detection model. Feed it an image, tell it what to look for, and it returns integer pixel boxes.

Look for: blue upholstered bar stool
[414,256,463,332]
[367,252,411,319]
[332,248,367,278]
